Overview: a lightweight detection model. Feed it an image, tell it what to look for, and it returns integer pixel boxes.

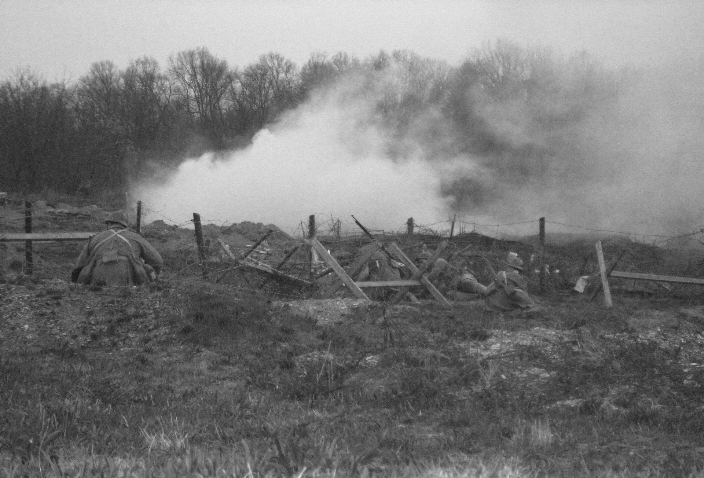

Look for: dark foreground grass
[1,280,704,477]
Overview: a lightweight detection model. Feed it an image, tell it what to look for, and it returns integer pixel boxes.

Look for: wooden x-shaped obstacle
[308,237,452,308]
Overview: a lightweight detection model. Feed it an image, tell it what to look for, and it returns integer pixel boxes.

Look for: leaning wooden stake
[241,230,274,261]
[388,241,451,308]
[24,201,33,275]
[275,245,300,271]
[322,242,381,297]
[595,241,612,308]
[193,213,208,278]
[309,237,370,301]
[589,248,627,302]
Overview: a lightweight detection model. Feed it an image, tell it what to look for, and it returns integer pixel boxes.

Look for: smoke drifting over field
[134,79,451,234]
[137,51,704,238]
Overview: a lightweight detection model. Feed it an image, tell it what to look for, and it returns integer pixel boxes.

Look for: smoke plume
[136,50,704,239]
[133,78,451,235]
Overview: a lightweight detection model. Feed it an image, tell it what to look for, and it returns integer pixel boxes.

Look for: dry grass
[2,222,704,476]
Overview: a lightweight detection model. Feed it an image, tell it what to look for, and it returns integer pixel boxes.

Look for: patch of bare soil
[3,199,704,475]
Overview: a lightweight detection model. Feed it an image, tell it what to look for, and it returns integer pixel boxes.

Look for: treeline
[0,41,623,200]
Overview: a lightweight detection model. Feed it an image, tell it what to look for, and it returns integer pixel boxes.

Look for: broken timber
[321,241,382,297]
[610,271,704,286]
[595,241,613,307]
[387,241,452,308]
[589,240,704,306]
[589,248,627,302]
[216,238,311,286]
[309,237,370,300]
[309,237,451,307]
[0,232,95,242]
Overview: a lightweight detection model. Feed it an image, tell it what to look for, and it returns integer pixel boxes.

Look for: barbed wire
[3,199,704,253]
[654,229,704,245]
[545,220,672,238]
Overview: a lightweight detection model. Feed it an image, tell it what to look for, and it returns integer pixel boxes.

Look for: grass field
[1,204,704,477]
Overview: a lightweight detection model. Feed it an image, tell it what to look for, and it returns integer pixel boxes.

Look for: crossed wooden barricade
[308,237,452,308]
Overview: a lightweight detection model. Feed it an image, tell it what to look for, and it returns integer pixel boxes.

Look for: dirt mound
[222,221,292,242]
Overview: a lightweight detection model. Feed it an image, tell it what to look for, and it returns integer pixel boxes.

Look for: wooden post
[24,201,33,275]
[308,214,316,238]
[309,237,370,301]
[539,217,546,294]
[589,249,627,301]
[407,217,414,235]
[595,241,612,307]
[136,201,142,234]
[308,215,317,280]
[449,214,456,240]
[193,213,208,278]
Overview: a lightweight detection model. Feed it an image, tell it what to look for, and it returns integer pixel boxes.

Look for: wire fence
[3,199,704,297]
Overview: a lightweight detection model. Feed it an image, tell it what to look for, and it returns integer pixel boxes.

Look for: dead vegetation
[1,202,704,477]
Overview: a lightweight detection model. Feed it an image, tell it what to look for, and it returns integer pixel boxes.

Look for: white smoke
[134,83,452,235]
[135,53,704,241]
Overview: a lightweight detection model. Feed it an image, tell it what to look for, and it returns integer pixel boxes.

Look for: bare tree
[74,61,130,190]
[122,56,175,149]
[234,52,300,133]
[77,61,124,127]
[169,47,233,144]
[0,71,77,193]
[300,51,360,96]
[301,52,337,95]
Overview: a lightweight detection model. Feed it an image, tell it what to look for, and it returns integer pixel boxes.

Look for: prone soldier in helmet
[72,211,163,287]
[460,252,535,312]
[416,249,535,312]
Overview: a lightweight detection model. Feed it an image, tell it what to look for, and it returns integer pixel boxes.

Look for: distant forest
[0,41,625,202]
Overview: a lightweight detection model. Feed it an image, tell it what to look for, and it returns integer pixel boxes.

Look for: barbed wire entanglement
[3,199,704,298]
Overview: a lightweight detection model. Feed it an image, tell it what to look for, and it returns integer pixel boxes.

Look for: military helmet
[506,251,524,271]
[105,210,129,228]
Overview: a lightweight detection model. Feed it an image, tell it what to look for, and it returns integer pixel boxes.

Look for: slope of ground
[1,200,704,477]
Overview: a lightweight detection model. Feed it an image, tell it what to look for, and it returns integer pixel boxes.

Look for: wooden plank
[309,238,370,301]
[322,242,381,297]
[0,232,95,242]
[610,271,704,285]
[388,241,452,308]
[595,241,613,308]
[217,238,311,286]
[241,258,312,286]
[357,280,423,288]
[589,248,627,301]
[217,238,238,261]
[241,230,274,260]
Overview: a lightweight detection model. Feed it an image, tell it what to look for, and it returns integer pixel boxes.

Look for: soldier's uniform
[72,211,163,287]
[457,252,535,312]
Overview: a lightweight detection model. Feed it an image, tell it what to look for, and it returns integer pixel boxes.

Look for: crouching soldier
[72,211,163,287]
[456,252,535,312]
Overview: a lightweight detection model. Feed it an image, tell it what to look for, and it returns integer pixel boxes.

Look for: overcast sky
[2,0,703,81]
